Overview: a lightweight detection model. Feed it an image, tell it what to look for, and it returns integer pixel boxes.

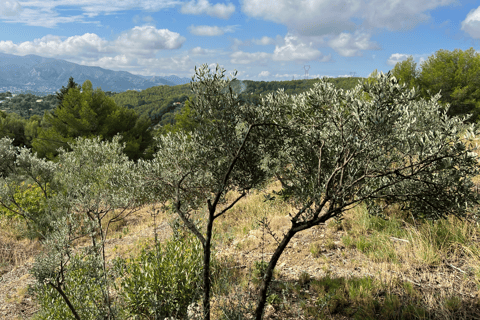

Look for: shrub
[113,233,203,319]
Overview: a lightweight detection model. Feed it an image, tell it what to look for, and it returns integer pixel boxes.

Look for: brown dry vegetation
[1,179,480,319]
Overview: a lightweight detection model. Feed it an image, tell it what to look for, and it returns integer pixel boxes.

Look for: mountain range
[0,53,191,94]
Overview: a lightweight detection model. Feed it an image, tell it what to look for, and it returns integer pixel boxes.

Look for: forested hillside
[111,77,363,126]
[0,93,57,118]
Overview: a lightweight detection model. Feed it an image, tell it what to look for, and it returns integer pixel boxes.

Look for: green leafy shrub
[30,254,114,320]
[113,233,203,319]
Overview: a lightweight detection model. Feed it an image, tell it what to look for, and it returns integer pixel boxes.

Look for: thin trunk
[254,229,296,320]
[49,282,81,320]
[202,210,214,320]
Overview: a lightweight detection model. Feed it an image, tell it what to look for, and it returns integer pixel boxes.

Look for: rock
[187,302,203,320]
[264,304,275,319]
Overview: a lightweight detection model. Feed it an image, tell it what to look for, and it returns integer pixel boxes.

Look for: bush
[113,233,203,319]
[30,254,114,320]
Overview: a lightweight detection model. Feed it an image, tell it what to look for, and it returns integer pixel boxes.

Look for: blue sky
[0,0,479,81]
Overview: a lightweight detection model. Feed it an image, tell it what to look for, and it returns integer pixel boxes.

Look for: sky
[0,0,480,82]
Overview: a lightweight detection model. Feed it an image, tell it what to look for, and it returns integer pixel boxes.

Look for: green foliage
[159,98,200,134]
[33,80,153,160]
[0,182,47,219]
[23,136,146,319]
[390,55,419,90]
[111,84,193,126]
[0,93,57,118]
[418,47,480,122]
[265,71,480,221]
[0,112,41,149]
[0,91,12,99]
[252,260,269,284]
[55,76,80,106]
[0,137,58,238]
[30,254,114,320]
[113,234,203,319]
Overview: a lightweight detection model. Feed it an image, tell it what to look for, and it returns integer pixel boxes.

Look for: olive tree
[0,137,57,237]
[254,72,480,318]
[146,64,277,319]
[1,136,145,319]
[147,66,479,319]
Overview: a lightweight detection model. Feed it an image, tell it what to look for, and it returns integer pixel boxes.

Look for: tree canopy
[390,55,419,90]
[389,48,480,122]
[33,80,153,160]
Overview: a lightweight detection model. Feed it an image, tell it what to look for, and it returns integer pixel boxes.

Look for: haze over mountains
[0,53,191,94]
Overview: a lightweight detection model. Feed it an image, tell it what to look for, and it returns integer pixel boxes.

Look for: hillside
[1,182,479,319]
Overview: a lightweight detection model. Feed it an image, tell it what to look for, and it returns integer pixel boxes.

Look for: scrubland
[1,179,479,319]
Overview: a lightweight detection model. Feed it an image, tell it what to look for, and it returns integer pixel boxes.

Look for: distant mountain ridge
[0,52,191,94]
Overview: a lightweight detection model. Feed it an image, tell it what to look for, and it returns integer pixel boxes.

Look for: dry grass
[1,177,480,319]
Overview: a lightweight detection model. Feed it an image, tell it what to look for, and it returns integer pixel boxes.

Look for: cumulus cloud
[242,0,455,36]
[328,31,380,57]
[461,6,480,39]
[229,34,332,64]
[0,0,22,16]
[115,26,185,57]
[230,51,272,64]
[181,0,235,19]
[258,71,270,77]
[273,34,329,62]
[188,25,238,36]
[387,53,412,66]
[0,26,185,62]
[0,34,111,59]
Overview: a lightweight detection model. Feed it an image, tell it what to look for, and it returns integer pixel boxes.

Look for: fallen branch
[448,264,466,274]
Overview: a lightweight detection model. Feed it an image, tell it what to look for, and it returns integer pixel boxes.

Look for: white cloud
[328,31,380,57]
[181,0,235,19]
[387,53,412,66]
[230,38,245,51]
[82,54,198,77]
[80,54,136,70]
[188,46,218,56]
[241,0,455,36]
[0,0,22,16]
[0,26,185,62]
[74,0,181,17]
[259,71,270,77]
[0,33,111,59]
[190,47,206,55]
[253,36,275,45]
[461,6,480,39]
[188,25,238,36]
[114,26,185,57]
[0,0,180,27]
[273,34,329,62]
[230,34,333,65]
[361,0,456,31]
[230,51,272,64]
